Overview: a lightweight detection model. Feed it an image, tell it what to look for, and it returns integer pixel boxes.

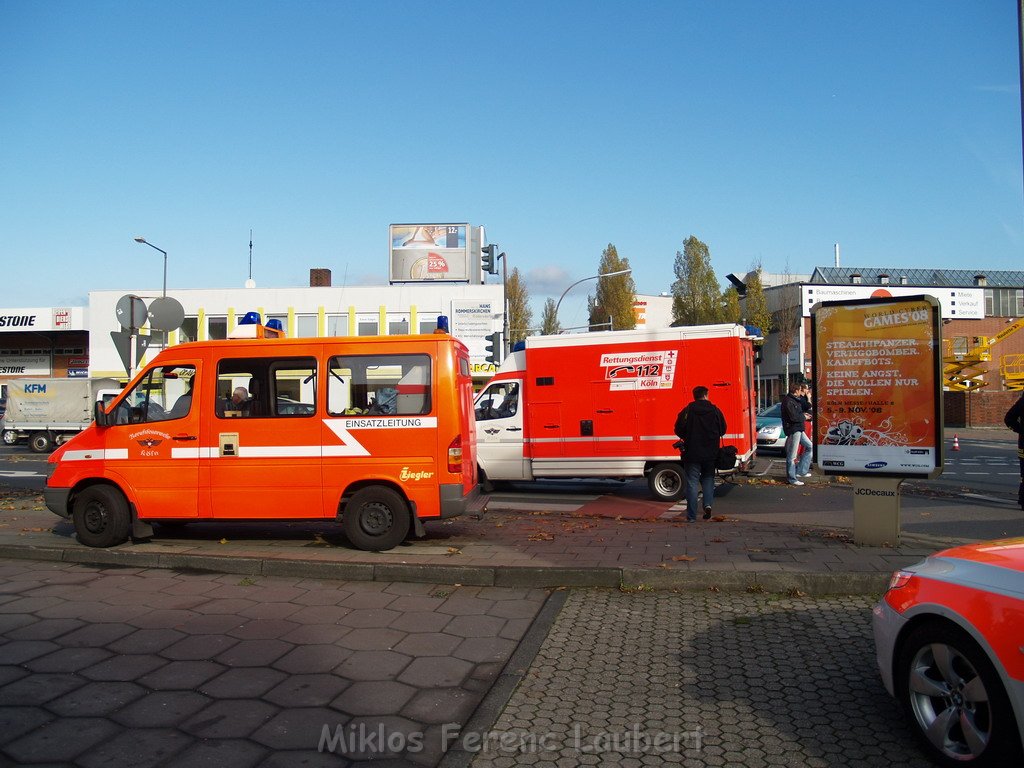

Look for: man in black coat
[674,386,727,522]
[1006,393,1024,511]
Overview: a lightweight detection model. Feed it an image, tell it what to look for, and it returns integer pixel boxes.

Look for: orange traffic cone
[952,434,960,451]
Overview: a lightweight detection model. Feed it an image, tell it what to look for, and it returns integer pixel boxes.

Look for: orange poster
[811,296,942,477]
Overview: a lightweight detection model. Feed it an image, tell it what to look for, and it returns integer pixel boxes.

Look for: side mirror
[94,400,110,428]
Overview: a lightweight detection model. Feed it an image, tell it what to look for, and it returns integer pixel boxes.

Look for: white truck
[1,378,121,452]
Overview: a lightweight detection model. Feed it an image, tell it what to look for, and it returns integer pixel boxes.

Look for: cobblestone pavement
[0,558,548,767]
[459,590,932,768]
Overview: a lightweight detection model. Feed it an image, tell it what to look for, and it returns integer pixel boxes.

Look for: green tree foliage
[721,286,742,324]
[671,236,723,325]
[587,244,637,331]
[506,267,533,344]
[742,267,774,337]
[540,298,562,335]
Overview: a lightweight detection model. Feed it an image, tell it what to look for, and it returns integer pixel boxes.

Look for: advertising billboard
[389,224,469,283]
[811,296,943,478]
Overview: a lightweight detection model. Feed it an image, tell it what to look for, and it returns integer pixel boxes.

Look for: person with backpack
[782,382,813,485]
[674,385,727,522]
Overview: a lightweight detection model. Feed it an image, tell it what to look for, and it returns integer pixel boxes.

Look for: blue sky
[1,1,1020,328]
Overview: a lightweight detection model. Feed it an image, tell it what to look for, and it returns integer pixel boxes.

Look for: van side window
[216,357,317,419]
[327,354,431,416]
[113,365,196,425]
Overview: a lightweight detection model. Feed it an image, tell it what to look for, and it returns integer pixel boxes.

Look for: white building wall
[89,283,504,380]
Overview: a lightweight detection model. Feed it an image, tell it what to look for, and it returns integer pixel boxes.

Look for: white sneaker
[799,473,813,478]
[790,480,805,486]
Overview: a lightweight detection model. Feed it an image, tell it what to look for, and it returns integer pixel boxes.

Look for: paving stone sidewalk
[0,557,550,767]
[454,590,932,768]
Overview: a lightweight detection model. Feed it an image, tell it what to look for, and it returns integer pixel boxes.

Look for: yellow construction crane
[944,316,1024,391]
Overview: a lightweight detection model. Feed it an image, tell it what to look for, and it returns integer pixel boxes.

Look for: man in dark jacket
[1006,393,1024,511]
[782,382,813,485]
[674,386,727,522]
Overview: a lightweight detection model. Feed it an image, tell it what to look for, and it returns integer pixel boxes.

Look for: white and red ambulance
[474,324,758,500]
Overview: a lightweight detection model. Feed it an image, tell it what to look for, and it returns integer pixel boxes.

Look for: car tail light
[448,435,463,474]
[886,570,913,591]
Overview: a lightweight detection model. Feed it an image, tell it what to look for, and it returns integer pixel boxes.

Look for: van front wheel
[343,487,411,552]
[73,486,131,548]
[648,462,685,501]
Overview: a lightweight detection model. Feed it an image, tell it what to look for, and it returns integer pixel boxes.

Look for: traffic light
[485,332,502,364]
[481,244,498,275]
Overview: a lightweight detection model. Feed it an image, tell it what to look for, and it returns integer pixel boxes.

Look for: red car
[873,538,1024,766]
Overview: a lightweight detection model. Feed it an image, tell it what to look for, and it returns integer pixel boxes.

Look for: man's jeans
[684,460,716,520]
[785,430,813,483]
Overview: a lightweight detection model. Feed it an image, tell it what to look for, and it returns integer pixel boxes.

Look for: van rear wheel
[343,487,410,552]
[73,486,131,548]
[648,462,685,501]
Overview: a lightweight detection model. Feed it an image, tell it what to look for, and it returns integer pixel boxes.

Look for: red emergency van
[474,324,758,500]
[44,318,478,551]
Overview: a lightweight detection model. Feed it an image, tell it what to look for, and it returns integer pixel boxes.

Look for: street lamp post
[554,269,632,326]
[133,237,168,297]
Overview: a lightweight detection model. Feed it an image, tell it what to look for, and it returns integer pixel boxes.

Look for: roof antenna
[245,229,256,288]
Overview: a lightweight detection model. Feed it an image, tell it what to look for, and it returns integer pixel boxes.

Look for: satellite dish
[148,296,185,332]
[115,294,148,330]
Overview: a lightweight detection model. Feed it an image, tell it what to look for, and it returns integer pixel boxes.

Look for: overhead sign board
[811,295,943,478]
[389,224,470,283]
[0,355,51,376]
[0,307,86,332]
[802,285,983,319]
[450,299,494,367]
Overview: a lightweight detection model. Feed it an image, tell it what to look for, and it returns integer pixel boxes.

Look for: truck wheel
[72,486,131,548]
[29,431,53,453]
[2,430,17,446]
[342,486,410,552]
[648,462,685,501]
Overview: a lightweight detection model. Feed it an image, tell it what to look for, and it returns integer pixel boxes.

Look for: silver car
[756,403,785,453]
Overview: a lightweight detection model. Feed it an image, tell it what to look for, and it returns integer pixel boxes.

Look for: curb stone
[0,542,890,595]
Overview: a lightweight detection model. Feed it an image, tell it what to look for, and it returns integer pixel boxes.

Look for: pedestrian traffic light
[481,244,498,275]
[485,331,502,364]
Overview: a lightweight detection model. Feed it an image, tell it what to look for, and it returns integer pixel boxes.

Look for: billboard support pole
[852,477,903,546]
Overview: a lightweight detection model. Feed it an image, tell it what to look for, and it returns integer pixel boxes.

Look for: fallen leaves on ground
[671,555,696,562]
[527,532,555,542]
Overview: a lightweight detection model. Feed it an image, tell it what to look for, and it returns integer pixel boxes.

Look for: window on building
[951,337,968,356]
[296,315,318,338]
[984,288,1024,317]
[326,315,346,336]
[207,317,227,340]
[419,319,437,334]
[388,319,409,335]
[357,320,378,336]
[327,354,431,416]
[180,317,198,343]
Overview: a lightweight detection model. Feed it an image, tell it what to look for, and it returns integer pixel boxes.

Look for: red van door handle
[172,434,198,441]
[596,409,613,414]
[543,424,558,429]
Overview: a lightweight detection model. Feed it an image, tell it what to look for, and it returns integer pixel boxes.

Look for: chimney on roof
[834,243,840,267]
[974,274,987,287]
[879,273,889,284]
[851,273,862,284]
[900,275,908,285]
[310,268,332,287]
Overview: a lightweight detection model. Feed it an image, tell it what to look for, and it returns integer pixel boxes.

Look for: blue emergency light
[436,315,449,333]
[266,318,284,332]
[239,311,262,326]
